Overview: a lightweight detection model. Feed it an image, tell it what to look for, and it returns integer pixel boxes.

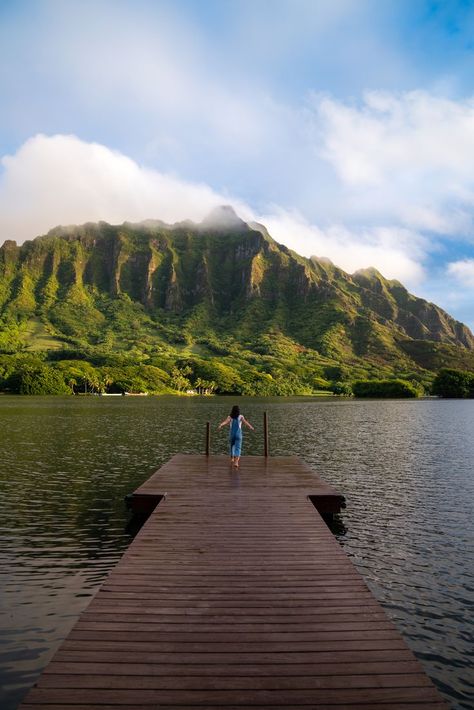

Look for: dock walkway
[20,454,448,709]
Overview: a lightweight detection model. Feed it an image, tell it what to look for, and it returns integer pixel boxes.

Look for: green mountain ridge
[1,206,473,394]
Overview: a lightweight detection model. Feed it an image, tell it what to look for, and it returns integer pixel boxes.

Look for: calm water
[0,395,473,709]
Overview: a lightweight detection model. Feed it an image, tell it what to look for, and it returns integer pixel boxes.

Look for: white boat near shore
[97,392,149,396]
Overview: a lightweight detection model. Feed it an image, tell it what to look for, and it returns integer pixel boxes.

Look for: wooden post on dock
[205,421,211,456]
[263,411,269,457]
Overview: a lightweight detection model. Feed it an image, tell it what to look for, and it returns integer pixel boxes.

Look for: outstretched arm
[218,416,231,429]
[242,416,254,430]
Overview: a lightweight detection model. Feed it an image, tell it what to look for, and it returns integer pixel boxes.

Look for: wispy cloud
[0,134,248,240]
[313,90,474,237]
[259,208,426,284]
[448,259,474,287]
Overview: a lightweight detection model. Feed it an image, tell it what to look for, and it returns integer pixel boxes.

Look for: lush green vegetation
[0,344,431,398]
[0,348,325,396]
[432,368,474,398]
[352,379,421,398]
[399,340,474,372]
[4,358,71,395]
[1,217,473,397]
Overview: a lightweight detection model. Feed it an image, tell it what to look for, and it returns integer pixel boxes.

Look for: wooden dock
[20,454,449,709]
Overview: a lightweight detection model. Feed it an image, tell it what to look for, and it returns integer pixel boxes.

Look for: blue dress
[229,415,243,457]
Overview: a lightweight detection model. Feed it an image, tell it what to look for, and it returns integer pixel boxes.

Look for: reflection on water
[0,396,473,709]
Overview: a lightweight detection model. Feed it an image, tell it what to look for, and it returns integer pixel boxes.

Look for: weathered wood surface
[129,454,345,515]
[20,454,449,709]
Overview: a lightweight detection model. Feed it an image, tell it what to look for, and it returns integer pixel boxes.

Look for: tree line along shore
[0,351,471,398]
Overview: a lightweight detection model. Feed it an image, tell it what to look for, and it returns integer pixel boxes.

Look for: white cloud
[260,208,425,285]
[312,90,474,237]
[447,259,474,287]
[0,134,250,242]
[317,90,474,186]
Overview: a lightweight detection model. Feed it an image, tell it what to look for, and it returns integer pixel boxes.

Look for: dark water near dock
[0,395,473,709]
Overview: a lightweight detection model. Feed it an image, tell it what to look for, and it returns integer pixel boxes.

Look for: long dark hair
[230,405,240,419]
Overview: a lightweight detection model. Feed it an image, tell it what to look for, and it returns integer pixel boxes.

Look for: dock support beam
[264,411,269,457]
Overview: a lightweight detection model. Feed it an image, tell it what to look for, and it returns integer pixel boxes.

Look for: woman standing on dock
[218,405,254,468]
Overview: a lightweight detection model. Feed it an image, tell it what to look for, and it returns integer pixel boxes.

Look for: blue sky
[1,0,474,328]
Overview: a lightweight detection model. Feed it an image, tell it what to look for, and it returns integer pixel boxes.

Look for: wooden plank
[46,649,421,664]
[37,673,433,690]
[74,615,400,640]
[42,660,427,676]
[20,703,450,710]
[19,454,449,709]
[67,630,403,643]
[60,639,410,653]
[21,686,447,704]
[78,612,392,626]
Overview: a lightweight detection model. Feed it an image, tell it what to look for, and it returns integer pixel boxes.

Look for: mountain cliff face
[1,208,473,379]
